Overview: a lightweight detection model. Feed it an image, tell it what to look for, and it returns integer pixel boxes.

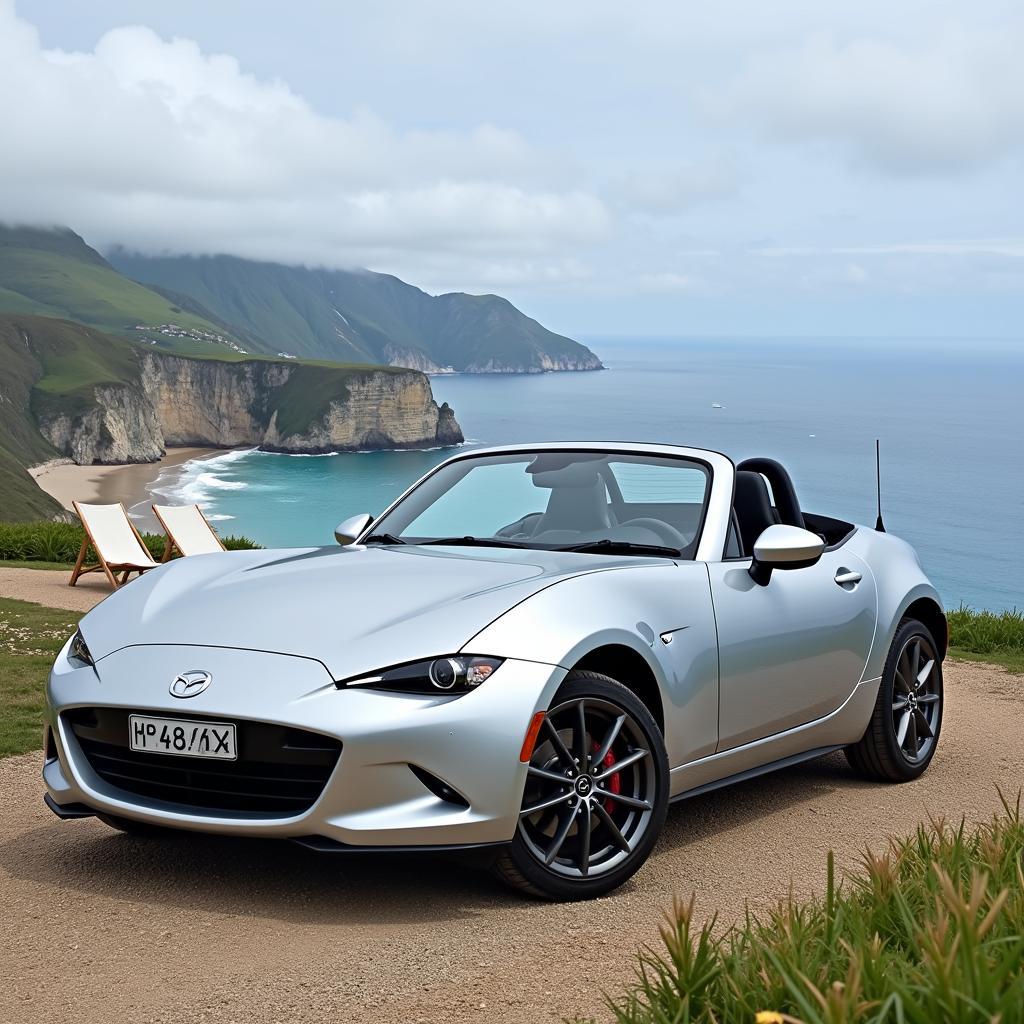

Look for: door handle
[834,568,862,587]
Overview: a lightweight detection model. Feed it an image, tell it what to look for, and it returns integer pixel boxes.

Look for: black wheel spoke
[596,747,649,780]
[914,708,933,740]
[542,717,576,770]
[596,787,652,811]
[575,699,589,773]
[528,764,572,786]
[544,803,579,865]
[592,714,625,766]
[592,800,631,852]
[577,800,592,876]
[906,709,919,757]
[521,791,572,817]
[896,710,911,747]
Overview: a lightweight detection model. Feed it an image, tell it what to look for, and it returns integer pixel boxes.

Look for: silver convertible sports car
[44,443,947,900]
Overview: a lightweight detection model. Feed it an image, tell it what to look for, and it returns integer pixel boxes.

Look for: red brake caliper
[593,741,621,814]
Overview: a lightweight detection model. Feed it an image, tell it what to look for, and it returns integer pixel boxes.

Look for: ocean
[145,337,1024,611]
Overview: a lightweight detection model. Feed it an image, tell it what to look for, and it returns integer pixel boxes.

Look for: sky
[3,0,1024,338]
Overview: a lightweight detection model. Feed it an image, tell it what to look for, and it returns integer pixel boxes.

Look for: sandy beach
[30,448,224,533]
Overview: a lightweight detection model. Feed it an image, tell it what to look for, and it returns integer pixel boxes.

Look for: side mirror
[334,513,373,546]
[748,524,825,586]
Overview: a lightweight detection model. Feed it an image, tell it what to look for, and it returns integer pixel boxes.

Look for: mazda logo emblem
[170,670,212,698]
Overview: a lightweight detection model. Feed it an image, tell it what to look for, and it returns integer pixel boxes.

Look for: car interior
[496,454,856,558]
[495,455,705,553]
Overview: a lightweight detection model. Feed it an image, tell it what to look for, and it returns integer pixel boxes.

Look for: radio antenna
[874,439,886,532]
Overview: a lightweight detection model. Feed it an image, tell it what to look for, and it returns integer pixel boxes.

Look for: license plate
[129,715,237,760]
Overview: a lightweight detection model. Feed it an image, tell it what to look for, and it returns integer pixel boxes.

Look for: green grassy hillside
[0,314,151,519]
[110,251,602,372]
[0,226,253,356]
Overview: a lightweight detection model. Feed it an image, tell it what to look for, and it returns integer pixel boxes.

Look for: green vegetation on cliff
[0,226,251,355]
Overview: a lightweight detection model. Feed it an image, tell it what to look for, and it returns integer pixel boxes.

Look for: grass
[948,605,1024,673]
[0,242,247,345]
[0,520,259,564]
[0,597,79,757]
[585,796,1024,1024]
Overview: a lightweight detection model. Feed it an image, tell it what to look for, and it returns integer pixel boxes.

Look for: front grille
[66,708,341,817]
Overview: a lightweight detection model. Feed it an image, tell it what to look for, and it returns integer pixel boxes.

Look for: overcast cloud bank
[3,0,1024,336]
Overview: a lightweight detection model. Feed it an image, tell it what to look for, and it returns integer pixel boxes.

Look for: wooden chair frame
[152,504,226,561]
[69,501,158,590]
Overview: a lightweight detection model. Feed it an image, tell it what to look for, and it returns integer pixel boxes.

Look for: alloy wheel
[891,633,941,763]
[517,696,656,879]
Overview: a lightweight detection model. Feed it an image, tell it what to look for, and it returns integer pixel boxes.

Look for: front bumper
[44,642,565,847]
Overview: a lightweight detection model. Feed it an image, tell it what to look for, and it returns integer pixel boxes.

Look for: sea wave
[147,447,258,509]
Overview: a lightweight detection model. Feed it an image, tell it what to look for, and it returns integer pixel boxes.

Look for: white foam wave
[196,473,248,491]
[147,448,258,509]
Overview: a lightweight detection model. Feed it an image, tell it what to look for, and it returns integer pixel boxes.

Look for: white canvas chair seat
[153,504,226,559]
[70,501,159,590]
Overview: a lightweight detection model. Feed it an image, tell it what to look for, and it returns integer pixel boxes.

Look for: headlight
[339,655,504,695]
[68,630,94,667]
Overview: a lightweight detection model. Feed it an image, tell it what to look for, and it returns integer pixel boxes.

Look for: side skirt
[671,745,843,804]
[292,836,509,855]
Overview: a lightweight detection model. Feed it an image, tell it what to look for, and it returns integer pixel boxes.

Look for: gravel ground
[0,567,112,613]
[1,659,1020,1024]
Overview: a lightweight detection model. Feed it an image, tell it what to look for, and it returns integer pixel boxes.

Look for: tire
[97,813,170,837]
[845,617,944,782]
[493,670,669,900]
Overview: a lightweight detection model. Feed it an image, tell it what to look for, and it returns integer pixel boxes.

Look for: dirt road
[1,660,1020,1024]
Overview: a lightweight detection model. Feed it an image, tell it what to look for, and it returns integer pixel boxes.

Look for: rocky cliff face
[36,353,463,464]
[464,352,603,373]
[263,372,461,453]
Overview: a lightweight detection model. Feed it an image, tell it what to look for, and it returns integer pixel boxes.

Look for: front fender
[464,562,720,766]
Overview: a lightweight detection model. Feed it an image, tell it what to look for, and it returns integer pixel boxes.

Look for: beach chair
[152,503,226,560]
[69,501,160,589]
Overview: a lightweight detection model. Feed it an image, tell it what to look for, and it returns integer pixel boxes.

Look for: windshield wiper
[362,533,406,545]
[418,536,529,549]
[555,539,680,558]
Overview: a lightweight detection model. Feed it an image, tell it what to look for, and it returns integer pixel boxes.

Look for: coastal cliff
[35,351,463,464]
[2,315,462,491]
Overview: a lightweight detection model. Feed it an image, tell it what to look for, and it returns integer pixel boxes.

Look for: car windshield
[367,451,711,557]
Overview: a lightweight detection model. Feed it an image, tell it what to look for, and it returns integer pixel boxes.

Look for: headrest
[528,457,606,489]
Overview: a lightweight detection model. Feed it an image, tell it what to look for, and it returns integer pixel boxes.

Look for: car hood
[79,544,654,680]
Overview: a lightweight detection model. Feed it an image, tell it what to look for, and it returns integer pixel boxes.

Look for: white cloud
[717,24,1024,173]
[753,239,1024,257]
[608,157,739,214]
[633,271,703,293]
[0,1,608,271]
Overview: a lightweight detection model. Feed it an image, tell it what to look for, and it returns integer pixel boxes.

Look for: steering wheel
[615,517,689,549]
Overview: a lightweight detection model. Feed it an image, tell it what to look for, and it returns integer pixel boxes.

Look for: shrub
[947,605,1024,656]
[589,795,1024,1024]
[0,519,260,564]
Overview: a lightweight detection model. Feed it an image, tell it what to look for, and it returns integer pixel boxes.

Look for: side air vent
[408,764,470,808]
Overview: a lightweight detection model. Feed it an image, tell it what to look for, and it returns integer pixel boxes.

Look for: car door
[706,546,877,751]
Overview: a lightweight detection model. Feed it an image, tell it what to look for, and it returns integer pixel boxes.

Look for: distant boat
[711,402,724,409]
